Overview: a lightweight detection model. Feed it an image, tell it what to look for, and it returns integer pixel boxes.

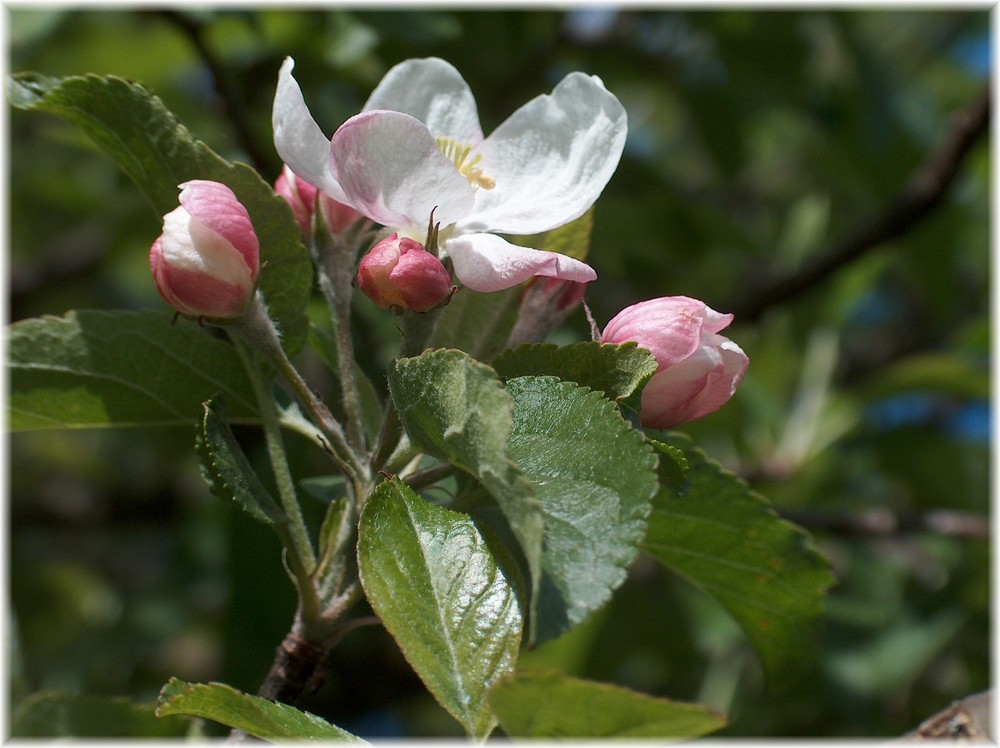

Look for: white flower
[272,57,627,292]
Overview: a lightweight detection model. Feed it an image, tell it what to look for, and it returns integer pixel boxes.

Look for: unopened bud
[601,296,749,428]
[357,233,454,313]
[274,164,363,236]
[149,180,260,319]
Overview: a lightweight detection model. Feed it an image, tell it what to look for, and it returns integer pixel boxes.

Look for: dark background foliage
[7,8,990,738]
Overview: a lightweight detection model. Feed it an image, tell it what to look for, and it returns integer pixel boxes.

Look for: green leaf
[388,349,544,632]
[7,72,311,353]
[196,395,285,525]
[492,341,658,412]
[357,478,523,740]
[508,207,594,262]
[156,678,361,742]
[487,671,725,739]
[8,310,258,430]
[505,377,658,643]
[428,285,522,361]
[641,433,834,677]
[12,691,193,738]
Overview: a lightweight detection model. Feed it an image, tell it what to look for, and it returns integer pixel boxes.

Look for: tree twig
[730,86,990,323]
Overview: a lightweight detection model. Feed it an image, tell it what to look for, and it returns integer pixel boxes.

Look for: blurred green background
[7,8,990,738]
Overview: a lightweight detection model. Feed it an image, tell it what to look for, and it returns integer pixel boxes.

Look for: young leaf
[487,670,725,739]
[428,285,522,361]
[493,341,657,412]
[357,478,523,740]
[156,678,361,741]
[195,395,285,525]
[505,377,658,643]
[641,432,834,677]
[388,349,544,632]
[11,692,193,738]
[8,310,257,430]
[7,72,312,353]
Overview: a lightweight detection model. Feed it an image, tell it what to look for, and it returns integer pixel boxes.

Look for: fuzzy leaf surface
[195,395,285,525]
[8,310,257,430]
[493,341,657,412]
[357,478,522,739]
[388,349,544,627]
[504,377,658,643]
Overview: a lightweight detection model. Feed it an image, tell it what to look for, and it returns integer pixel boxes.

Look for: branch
[155,10,273,175]
[730,86,990,323]
[895,690,993,742]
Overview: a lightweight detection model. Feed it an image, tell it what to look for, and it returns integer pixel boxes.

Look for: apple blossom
[357,233,454,313]
[274,164,363,237]
[149,180,260,319]
[272,57,627,293]
[602,296,749,429]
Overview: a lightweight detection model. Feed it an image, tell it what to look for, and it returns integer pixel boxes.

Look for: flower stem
[234,294,368,496]
[230,334,320,628]
[310,213,373,454]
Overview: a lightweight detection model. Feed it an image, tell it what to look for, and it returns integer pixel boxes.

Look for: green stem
[310,215,373,453]
[230,335,321,628]
[234,294,368,496]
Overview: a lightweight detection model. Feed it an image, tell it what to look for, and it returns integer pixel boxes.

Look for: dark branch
[730,86,990,323]
[155,10,272,175]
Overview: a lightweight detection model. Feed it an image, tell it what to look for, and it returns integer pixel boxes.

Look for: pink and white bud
[149,180,260,319]
[357,233,453,313]
[602,296,749,428]
[274,164,362,236]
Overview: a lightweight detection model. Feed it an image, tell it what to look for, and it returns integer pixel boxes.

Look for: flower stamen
[436,136,495,191]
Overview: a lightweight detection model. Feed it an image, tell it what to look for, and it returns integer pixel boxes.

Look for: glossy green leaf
[357,478,523,739]
[7,72,311,353]
[8,310,257,430]
[641,432,834,676]
[488,670,725,739]
[388,349,544,629]
[12,691,193,738]
[493,341,657,412]
[505,377,658,643]
[156,678,361,741]
[195,394,285,525]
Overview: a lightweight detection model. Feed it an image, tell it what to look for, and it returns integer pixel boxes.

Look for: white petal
[271,57,350,203]
[459,72,627,235]
[161,207,253,287]
[363,57,483,143]
[329,110,475,229]
[446,233,597,292]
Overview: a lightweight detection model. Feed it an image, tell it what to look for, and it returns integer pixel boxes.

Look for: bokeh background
[7,8,991,738]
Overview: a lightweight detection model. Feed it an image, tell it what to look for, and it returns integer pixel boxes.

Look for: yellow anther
[436,136,495,191]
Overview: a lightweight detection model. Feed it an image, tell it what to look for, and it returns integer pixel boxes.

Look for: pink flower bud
[149,180,260,319]
[274,164,362,236]
[357,233,454,313]
[601,296,749,429]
